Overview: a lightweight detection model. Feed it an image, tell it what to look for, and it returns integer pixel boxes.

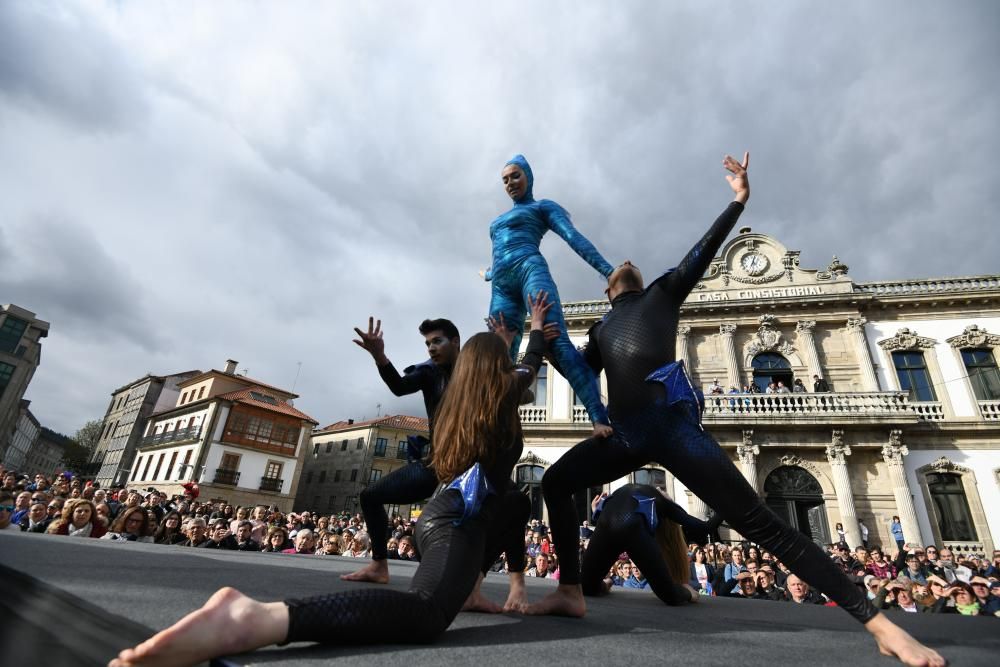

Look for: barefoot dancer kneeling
[109,294,552,667]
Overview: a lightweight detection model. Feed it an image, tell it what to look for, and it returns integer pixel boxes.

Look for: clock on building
[741,252,770,276]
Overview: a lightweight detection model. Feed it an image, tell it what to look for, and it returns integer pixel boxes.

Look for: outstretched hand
[528,290,554,330]
[487,312,516,349]
[724,152,750,205]
[353,317,388,364]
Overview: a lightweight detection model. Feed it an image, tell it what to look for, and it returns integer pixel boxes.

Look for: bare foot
[503,573,528,612]
[340,559,389,584]
[682,584,699,603]
[108,587,288,667]
[521,584,586,617]
[462,589,503,613]
[866,613,946,667]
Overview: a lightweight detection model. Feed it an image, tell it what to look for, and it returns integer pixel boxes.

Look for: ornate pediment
[946,325,1000,349]
[778,454,821,477]
[878,328,937,351]
[518,450,550,467]
[917,456,971,475]
[745,314,796,358]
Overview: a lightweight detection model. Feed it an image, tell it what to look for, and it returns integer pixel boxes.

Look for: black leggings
[581,492,690,605]
[481,489,530,574]
[359,461,439,561]
[286,488,491,644]
[543,403,877,624]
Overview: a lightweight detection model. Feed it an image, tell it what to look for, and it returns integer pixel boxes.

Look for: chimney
[224,359,238,375]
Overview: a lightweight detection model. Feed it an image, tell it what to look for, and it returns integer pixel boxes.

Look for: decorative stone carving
[827,256,849,276]
[878,328,937,351]
[778,454,822,477]
[946,324,1000,349]
[677,324,692,337]
[745,314,795,358]
[845,317,867,333]
[918,456,971,475]
[795,320,816,334]
[826,431,851,464]
[719,323,737,336]
[736,430,759,465]
[518,451,550,467]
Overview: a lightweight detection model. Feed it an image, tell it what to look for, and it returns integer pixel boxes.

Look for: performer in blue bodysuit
[485,154,612,430]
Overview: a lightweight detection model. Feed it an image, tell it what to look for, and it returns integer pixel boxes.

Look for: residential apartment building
[4,400,40,472]
[30,427,70,478]
[0,304,49,465]
[128,360,317,512]
[518,227,1000,557]
[295,415,430,517]
[90,371,200,488]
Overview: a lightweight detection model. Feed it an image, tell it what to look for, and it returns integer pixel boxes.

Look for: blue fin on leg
[632,494,659,535]
[445,462,495,526]
[644,360,705,425]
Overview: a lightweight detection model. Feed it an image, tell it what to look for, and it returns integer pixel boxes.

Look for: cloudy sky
[1,2,997,435]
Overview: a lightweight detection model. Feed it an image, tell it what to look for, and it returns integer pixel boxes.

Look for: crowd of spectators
[2,466,998,617]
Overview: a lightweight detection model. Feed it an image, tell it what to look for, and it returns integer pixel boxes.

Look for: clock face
[741,252,769,276]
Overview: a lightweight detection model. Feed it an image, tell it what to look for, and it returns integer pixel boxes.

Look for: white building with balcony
[128,360,318,512]
[518,228,999,558]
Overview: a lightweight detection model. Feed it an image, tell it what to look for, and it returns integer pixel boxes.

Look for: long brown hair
[656,519,690,585]
[432,332,521,483]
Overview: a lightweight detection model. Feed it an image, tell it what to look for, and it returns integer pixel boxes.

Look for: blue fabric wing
[632,493,659,535]
[406,435,429,463]
[445,462,495,526]
[645,360,704,417]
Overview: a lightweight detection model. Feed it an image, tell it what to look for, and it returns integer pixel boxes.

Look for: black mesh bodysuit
[285,332,544,644]
[360,360,450,560]
[581,483,709,605]
[543,202,878,624]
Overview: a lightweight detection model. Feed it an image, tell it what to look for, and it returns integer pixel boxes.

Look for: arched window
[892,351,937,402]
[962,349,1000,401]
[927,473,977,541]
[751,353,791,393]
[516,464,545,520]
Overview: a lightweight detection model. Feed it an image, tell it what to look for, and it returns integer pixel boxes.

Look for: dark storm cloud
[1,1,997,433]
[0,215,165,352]
[0,4,147,132]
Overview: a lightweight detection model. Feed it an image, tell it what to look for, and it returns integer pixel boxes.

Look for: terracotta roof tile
[317,415,428,433]
[218,387,318,424]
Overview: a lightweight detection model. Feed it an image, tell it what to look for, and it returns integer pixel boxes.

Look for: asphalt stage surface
[2,531,996,667]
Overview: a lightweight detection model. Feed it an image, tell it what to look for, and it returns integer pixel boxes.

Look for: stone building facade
[0,304,49,466]
[128,360,317,512]
[295,415,430,518]
[90,370,200,488]
[4,400,40,472]
[518,228,1000,557]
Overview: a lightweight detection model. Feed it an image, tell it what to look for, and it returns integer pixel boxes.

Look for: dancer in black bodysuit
[581,484,709,605]
[343,317,459,584]
[107,297,550,667]
[525,154,945,667]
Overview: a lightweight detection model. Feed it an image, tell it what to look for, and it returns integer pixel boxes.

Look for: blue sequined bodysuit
[485,155,611,425]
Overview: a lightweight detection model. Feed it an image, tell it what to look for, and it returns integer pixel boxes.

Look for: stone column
[677,324,691,369]
[736,429,760,492]
[686,490,709,521]
[719,323,740,389]
[826,430,862,548]
[846,317,880,391]
[795,320,824,380]
[882,429,923,547]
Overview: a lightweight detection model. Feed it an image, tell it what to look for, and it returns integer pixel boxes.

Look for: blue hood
[505,154,534,202]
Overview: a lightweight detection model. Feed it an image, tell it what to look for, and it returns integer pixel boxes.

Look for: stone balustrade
[518,406,548,424]
[572,405,589,423]
[978,400,1000,421]
[702,391,916,419]
[854,276,1000,295]
[908,402,945,421]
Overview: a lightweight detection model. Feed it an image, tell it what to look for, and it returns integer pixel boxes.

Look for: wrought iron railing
[213,468,240,485]
[142,426,202,447]
[259,477,283,493]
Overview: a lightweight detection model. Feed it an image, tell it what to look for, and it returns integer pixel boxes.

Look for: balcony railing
[519,406,548,423]
[141,426,202,448]
[521,392,952,425]
[943,541,985,557]
[259,477,283,493]
[978,400,1000,421]
[213,468,240,486]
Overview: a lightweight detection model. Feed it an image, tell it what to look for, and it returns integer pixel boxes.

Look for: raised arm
[353,317,424,396]
[658,153,750,298]
[540,199,614,278]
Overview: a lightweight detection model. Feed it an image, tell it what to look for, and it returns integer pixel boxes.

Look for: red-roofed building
[294,415,429,517]
[129,359,318,511]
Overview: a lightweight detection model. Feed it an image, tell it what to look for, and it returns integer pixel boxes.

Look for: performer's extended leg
[464,489,530,613]
[344,461,439,583]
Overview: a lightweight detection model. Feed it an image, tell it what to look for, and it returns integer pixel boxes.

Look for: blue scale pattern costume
[541,201,879,624]
[485,155,611,425]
